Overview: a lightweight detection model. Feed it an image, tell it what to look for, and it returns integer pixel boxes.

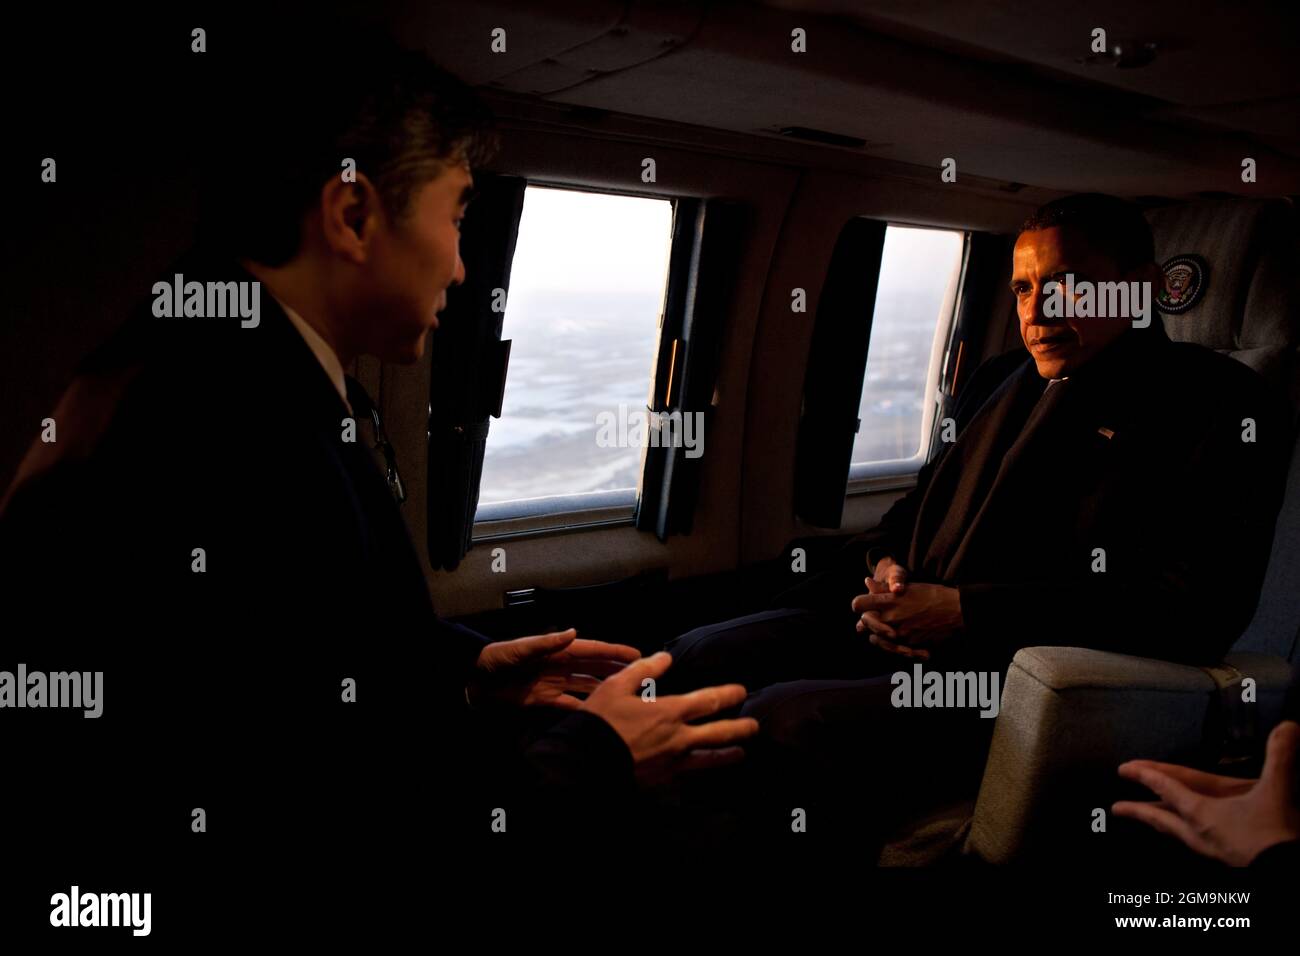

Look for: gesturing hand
[1112,720,1300,866]
[468,628,641,710]
[579,652,761,787]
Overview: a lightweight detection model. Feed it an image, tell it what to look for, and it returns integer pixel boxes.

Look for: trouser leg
[661,608,887,695]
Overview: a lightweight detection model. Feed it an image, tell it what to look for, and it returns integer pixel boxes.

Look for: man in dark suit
[0,28,756,932]
[662,194,1292,850]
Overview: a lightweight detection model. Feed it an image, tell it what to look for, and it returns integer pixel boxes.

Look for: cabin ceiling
[379,0,1300,197]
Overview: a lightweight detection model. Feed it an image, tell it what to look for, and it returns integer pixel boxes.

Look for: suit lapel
[941,374,1076,574]
[911,360,1045,577]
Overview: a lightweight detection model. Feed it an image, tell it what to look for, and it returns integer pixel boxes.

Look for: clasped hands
[850,556,963,660]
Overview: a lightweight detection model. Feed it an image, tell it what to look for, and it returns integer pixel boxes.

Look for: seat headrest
[1146,198,1300,391]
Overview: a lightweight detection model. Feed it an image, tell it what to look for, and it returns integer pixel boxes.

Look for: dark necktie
[344,376,406,507]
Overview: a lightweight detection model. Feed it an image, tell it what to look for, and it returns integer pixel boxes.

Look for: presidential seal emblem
[1156,254,1208,314]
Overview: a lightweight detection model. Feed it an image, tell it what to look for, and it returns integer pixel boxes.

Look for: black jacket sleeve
[1250,839,1300,867]
[436,617,493,681]
[439,619,637,831]
[443,701,636,848]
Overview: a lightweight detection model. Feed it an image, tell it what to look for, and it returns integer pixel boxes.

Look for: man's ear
[319,173,383,265]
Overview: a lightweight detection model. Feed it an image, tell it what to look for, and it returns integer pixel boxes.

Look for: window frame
[845,223,970,495]
[470,181,683,540]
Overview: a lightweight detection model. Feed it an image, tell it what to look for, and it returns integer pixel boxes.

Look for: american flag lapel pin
[1097,426,1115,439]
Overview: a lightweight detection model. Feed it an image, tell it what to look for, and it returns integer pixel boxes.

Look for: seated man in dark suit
[0,26,755,927]
[661,194,1292,850]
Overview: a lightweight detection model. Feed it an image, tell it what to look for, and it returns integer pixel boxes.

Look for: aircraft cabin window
[476,185,674,512]
[850,225,966,470]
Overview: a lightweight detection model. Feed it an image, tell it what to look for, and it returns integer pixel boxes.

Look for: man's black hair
[1020,193,1155,272]
[197,23,497,266]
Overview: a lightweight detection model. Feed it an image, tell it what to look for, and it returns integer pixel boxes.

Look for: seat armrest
[965,646,1293,864]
